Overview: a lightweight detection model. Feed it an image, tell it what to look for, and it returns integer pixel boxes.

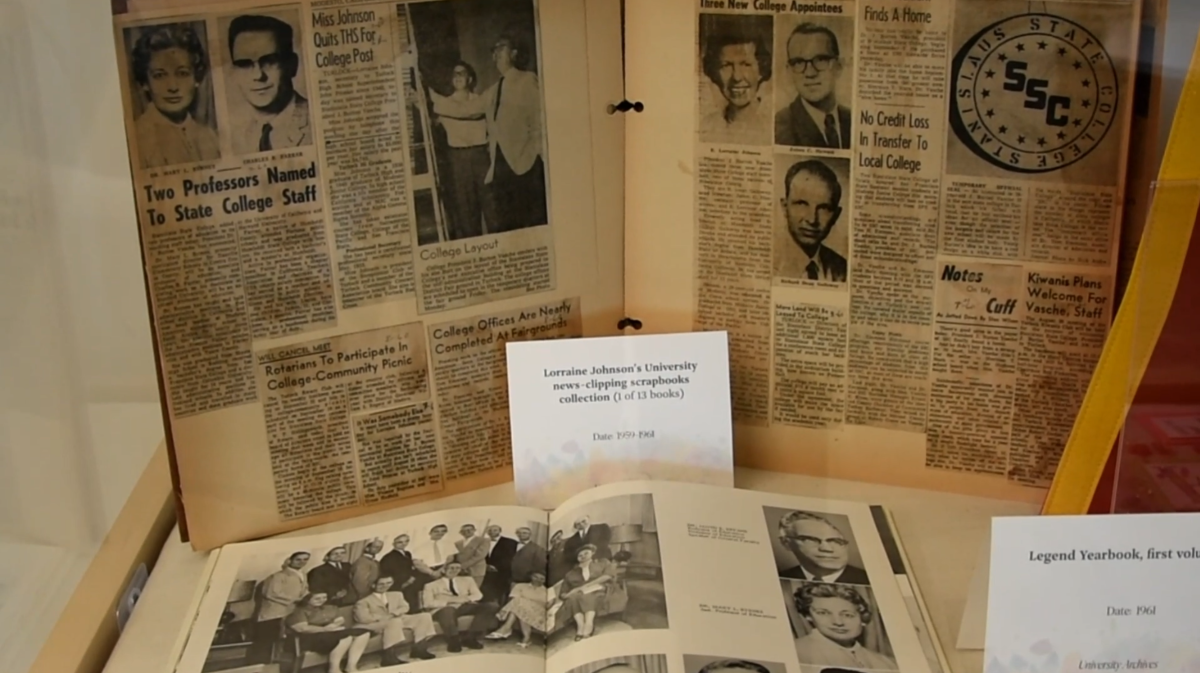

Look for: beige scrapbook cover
[110,0,625,550]
[624,0,1142,502]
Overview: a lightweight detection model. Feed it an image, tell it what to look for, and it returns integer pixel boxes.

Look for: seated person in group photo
[353,575,437,665]
[421,560,500,652]
[554,543,617,641]
[485,570,551,648]
[792,583,897,670]
[285,592,371,673]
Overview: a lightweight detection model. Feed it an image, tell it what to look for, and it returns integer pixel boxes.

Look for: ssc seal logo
[949,14,1118,173]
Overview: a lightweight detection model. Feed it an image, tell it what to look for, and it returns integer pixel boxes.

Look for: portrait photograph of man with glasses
[774,18,854,150]
[765,508,870,585]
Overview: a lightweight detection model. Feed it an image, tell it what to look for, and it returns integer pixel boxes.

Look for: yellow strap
[1042,32,1200,514]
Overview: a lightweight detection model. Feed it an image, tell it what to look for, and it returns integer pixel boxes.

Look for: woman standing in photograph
[131,23,220,168]
[428,60,494,239]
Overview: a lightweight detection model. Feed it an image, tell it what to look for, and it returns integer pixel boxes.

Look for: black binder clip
[608,100,644,114]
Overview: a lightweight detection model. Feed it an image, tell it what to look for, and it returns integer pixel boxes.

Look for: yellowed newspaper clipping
[112,0,623,548]
[626,0,1138,500]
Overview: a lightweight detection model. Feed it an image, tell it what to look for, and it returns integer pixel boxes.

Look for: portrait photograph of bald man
[565,654,670,673]
[773,155,850,285]
[773,16,854,150]
[763,507,869,584]
[684,653,788,673]
[698,13,774,146]
[217,9,313,155]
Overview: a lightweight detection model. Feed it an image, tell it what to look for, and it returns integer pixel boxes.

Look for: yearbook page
[173,504,553,673]
[545,481,941,673]
[623,0,1140,501]
[109,0,624,549]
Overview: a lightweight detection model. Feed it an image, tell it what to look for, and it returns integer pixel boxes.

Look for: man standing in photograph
[350,539,384,605]
[775,23,851,149]
[380,534,421,607]
[777,511,868,583]
[699,20,772,145]
[483,32,547,232]
[510,526,546,584]
[227,14,311,153]
[454,523,489,588]
[307,546,354,606]
[481,524,518,602]
[563,515,612,562]
[248,551,309,664]
[775,159,847,283]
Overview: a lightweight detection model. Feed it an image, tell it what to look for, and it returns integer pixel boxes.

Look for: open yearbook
[174,481,949,673]
[109,0,1141,549]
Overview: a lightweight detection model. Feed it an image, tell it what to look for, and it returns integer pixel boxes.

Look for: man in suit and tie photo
[775,21,852,149]
[563,515,612,562]
[353,575,437,664]
[380,534,421,607]
[776,511,869,584]
[774,158,848,284]
[225,13,312,154]
[308,546,354,606]
[482,524,518,602]
[454,523,489,589]
[484,32,548,232]
[422,560,500,652]
[510,526,546,584]
[350,539,384,605]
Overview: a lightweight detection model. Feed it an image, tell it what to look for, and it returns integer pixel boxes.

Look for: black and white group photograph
[200,513,548,671]
[763,507,896,672]
[124,20,222,169]
[217,8,312,155]
[546,493,669,654]
[683,653,788,673]
[772,155,850,285]
[565,654,670,673]
[772,15,854,150]
[406,0,549,245]
[698,13,775,146]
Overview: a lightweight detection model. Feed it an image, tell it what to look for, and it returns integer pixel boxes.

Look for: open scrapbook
[109,0,1142,549]
[174,482,948,673]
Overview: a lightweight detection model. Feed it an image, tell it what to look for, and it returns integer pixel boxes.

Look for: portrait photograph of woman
[123,20,221,169]
[782,580,897,671]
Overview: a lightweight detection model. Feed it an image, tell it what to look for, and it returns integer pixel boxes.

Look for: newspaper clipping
[694,0,1136,487]
[111,0,595,547]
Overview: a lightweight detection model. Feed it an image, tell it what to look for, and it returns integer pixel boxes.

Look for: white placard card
[506,331,733,508]
[987,513,1200,673]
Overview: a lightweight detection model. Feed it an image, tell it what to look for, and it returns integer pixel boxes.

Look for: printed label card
[506,331,733,508]
[986,513,1200,673]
